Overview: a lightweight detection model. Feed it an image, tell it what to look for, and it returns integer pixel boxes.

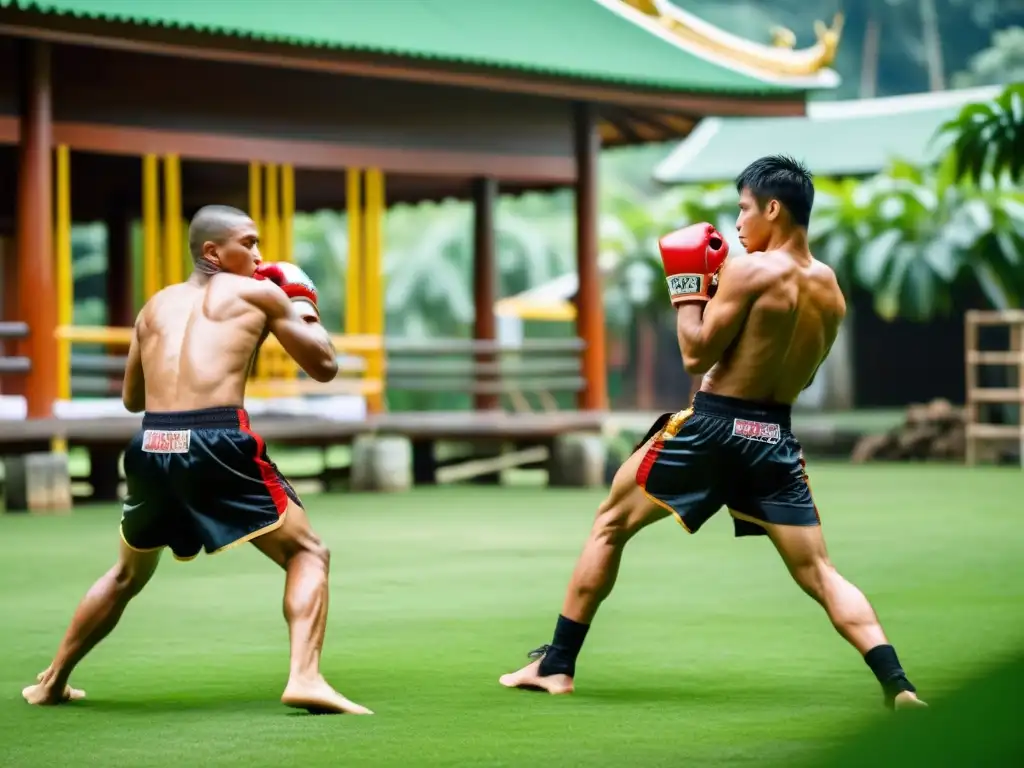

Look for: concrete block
[548,432,607,488]
[3,452,73,514]
[350,435,413,492]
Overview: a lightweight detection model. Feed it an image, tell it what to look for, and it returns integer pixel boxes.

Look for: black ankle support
[864,644,916,708]
[536,614,590,678]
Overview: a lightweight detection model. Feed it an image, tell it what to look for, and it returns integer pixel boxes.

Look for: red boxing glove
[658,223,729,305]
[254,262,320,316]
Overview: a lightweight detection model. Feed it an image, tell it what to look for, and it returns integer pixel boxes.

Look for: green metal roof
[2,0,811,95]
[654,85,1002,183]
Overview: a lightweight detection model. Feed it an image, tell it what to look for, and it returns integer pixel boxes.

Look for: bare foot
[281,677,373,715]
[499,658,574,694]
[22,669,86,706]
[893,690,928,710]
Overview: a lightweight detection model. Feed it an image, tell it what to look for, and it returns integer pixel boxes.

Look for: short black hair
[187,204,252,263]
[735,154,814,228]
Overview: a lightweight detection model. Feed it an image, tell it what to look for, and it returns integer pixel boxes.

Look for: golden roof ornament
[618,0,843,77]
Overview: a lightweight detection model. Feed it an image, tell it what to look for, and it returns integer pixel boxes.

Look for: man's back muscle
[138,273,266,411]
[703,251,844,404]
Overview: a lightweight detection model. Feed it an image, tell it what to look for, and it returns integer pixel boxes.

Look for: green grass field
[1,464,1022,767]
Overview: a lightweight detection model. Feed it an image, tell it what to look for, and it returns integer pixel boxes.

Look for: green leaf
[922,239,961,281]
[903,251,939,322]
[855,229,902,288]
[994,231,1021,267]
[975,261,1013,310]
[874,243,914,321]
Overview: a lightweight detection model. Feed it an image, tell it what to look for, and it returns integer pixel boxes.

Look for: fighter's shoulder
[722,252,778,290]
[231,272,288,314]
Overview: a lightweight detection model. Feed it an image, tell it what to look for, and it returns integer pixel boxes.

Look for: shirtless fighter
[22,204,372,715]
[500,156,926,710]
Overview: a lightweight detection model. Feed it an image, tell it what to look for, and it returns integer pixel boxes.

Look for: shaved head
[188,205,254,275]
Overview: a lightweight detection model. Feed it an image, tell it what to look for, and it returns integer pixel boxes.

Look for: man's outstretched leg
[762,521,927,710]
[23,540,162,705]
[499,436,670,694]
[252,499,372,715]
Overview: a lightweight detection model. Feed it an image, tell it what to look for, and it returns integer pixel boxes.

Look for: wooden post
[54,144,71,409]
[16,40,57,418]
[363,168,385,413]
[573,103,608,411]
[472,177,499,411]
[345,168,363,335]
[162,154,183,286]
[142,153,161,300]
[264,163,280,263]
[1,236,23,397]
[248,161,263,233]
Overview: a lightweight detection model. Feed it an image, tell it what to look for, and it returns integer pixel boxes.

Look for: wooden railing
[56,325,383,400]
[385,337,585,413]
[0,322,30,376]
[52,326,585,412]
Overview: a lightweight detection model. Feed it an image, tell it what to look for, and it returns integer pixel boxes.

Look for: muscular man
[22,205,372,715]
[500,155,926,711]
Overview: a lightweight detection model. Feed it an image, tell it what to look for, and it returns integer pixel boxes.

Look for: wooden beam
[472,177,499,411]
[50,121,575,183]
[0,12,809,117]
[16,40,58,418]
[573,103,607,411]
[436,446,550,485]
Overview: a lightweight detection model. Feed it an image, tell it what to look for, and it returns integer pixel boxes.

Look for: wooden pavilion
[0,0,842,427]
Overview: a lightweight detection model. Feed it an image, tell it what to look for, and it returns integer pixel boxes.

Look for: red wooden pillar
[574,103,608,411]
[472,176,499,411]
[1,237,22,396]
[16,40,57,418]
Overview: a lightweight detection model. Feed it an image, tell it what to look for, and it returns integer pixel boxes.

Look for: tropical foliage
[812,158,1024,320]
[934,82,1024,186]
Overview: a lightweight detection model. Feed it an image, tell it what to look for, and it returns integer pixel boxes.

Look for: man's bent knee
[112,543,161,599]
[592,486,667,547]
[253,499,328,568]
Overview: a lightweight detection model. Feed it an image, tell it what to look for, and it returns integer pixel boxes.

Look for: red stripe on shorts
[799,453,821,523]
[236,408,289,516]
[635,439,664,488]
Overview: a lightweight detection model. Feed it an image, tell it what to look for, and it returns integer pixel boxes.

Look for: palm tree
[934,82,1024,187]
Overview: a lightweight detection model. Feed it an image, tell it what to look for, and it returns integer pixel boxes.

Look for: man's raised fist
[254,262,320,316]
[658,223,729,306]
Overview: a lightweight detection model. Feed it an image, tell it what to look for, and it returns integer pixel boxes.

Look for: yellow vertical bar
[264,163,280,263]
[363,168,385,412]
[281,163,295,264]
[345,168,363,335]
[248,161,262,234]
[162,154,183,286]
[280,163,298,380]
[181,219,191,277]
[142,153,161,300]
[55,144,72,406]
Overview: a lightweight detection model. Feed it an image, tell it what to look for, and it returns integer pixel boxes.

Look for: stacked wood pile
[851,399,966,463]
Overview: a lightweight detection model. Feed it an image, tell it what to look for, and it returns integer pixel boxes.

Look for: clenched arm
[251,283,338,383]
[122,314,146,413]
[676,257,761,375]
